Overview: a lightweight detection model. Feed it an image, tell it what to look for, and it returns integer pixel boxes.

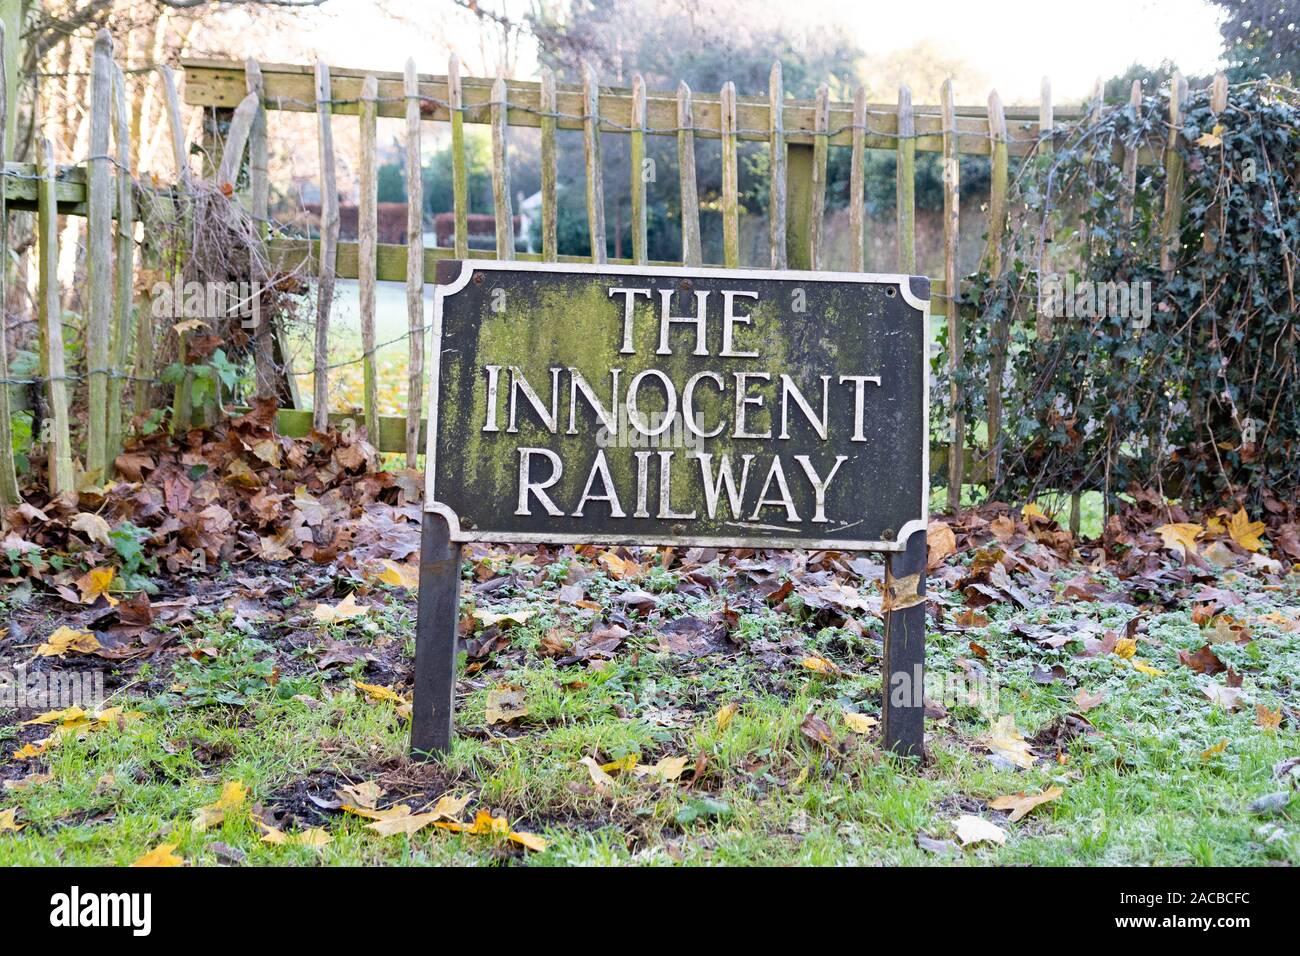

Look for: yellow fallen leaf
[263,826,332,847]
[485,685,528,725]
[1113,637,1138,659]
[1201,738,1229,760]
[192,780,247,832]
[1255,704,1282,729]
[843,712,879,734]
[715,702,738,730]
[76,566,116,605]
[353,681,405,704]
[508,829,548,852]
[70,511,113,547]
[436,808,511,837]
[23,706,87,726]
[1131,659,1165,676]
[1227,509,1266,552]
[979,715,1036,769]
[337,781,384,810]
[1155,522,1202,559]
[472,608,535,628]
[374,560,420,589]
[366,809,445,836]
[927,521,957,570]
[988,785,1063,822]
[1022,502,1047,521]
[0,808,25,833]
[953,814,1006,847]
[600,754,639,774]
[131,843,185,867]
[4,773,52,792]
[633,755,689,782]
[36,626,102,658]
[580,756,616,792]
[801,655,841,677]
[313,593,369,625]
[13,740,47,760]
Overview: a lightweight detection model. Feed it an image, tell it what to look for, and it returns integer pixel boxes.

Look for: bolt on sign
[414,261,930,757]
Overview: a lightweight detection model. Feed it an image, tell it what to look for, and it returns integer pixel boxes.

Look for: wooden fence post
[539,67,558,262]
[719,80,739,268]
[582,62,606,263]
[37,137,74,496]
[158,64,195,432]
[106,63,135,467]
[86,29,114,479]
[0,20,20,507]
[1119,79,1141,227]
[676,81,701,267]
[448,54,468,260]
[849,86,867,272]
[313,60,339,432]
[244,58,282,403]
[404,59,424,466]
[940,78,963,511]
[1160,72,1187,275]
[1203,72,1228,253]
[358,74,380,442]
[629,74,647,265]
[1036,77,1054,343]
[896,85,916,275]
[985,90,1009,487]
[489,75,514,261]
[768,62,786,269]
[809,84,829,270]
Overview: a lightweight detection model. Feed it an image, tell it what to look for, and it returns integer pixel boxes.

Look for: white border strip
[424,260,930,552]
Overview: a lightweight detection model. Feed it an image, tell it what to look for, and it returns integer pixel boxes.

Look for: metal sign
[414,260,930,758]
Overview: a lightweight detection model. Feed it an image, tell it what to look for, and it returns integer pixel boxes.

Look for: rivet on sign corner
[882,528,896,541]
[473,272,485,285]
[678,278,692,292]
[885,286,897,298]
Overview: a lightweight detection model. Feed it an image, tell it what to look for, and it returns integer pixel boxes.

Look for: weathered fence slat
[582,62,606,264]
[1119,79,1141,227]
[941,78,963,510]
[896,85,916,274]
[539,67,558,262]
[809,84,830,271]
[448,54,468,259]
[490,75,514,261]
[106,63,135,466]
[1036,77,1054,343]
[313,60,340,432]
[849,86,866,272]
[676,81,701,267]
[1160,72,1187,274]
[404,58,424,466]
[159,63,196,430]
[720,80,739,268]
[358,74,380,441]
[1204,72,1228,253]
[629,74,648,265]
[0,22,20,506]
[245,57,281,403]
[215,91,259,192]
[37,137,74,495]
[985,89,1009,486]
[768,62,787,269]
[86,29,114,479]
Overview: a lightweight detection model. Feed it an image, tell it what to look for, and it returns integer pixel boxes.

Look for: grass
[2,552,1297,867]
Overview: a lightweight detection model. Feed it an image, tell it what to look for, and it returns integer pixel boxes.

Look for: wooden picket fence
[1,38,1224,521]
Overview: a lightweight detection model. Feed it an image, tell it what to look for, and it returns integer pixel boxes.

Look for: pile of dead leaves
[2,397,423,593]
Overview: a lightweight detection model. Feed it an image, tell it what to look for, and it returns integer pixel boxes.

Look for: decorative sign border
[423,260,930,553]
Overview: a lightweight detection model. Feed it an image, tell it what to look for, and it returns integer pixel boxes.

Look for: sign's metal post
[882,528,926,758]
[411,509,462,757]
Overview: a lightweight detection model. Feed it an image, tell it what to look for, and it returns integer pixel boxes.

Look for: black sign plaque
[413,261,929,759]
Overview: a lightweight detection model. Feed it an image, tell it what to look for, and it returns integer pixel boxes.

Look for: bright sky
[248,0,1226,103]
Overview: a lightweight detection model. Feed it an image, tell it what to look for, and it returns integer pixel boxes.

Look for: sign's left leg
[411,510,462,758]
